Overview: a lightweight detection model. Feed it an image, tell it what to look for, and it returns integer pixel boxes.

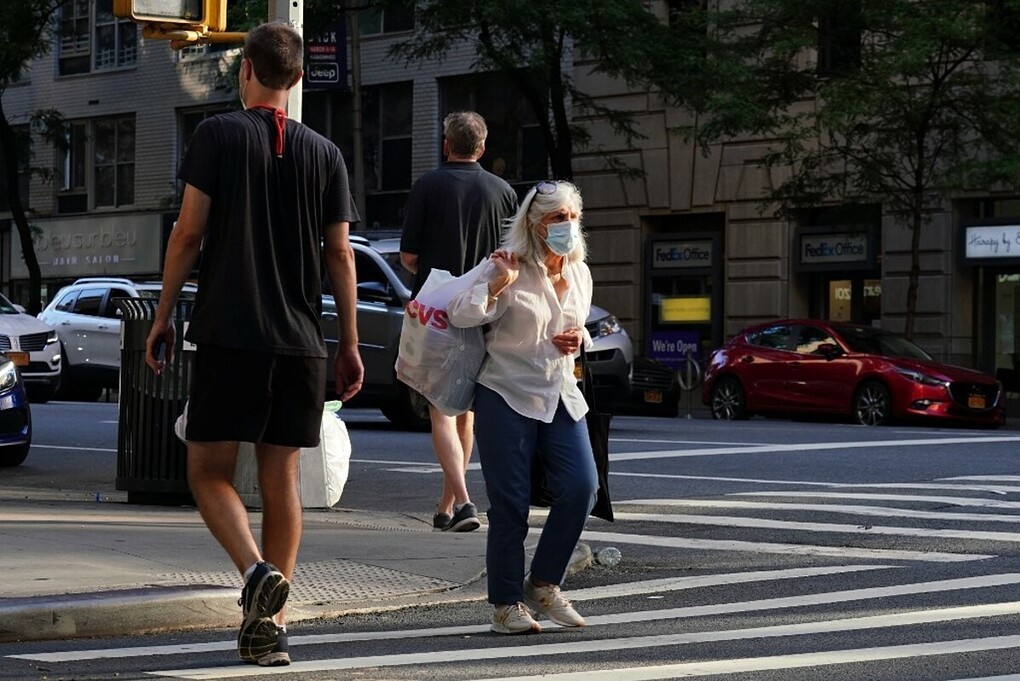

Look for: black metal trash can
[116,298,194,505]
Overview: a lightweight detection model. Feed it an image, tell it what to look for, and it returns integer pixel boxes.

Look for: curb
[0,542,593,644]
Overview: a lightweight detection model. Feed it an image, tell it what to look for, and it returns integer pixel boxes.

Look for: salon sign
[964,224,1020,259]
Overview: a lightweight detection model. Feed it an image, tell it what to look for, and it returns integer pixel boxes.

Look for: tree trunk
[904,207,923,342]
[0,95,42,314]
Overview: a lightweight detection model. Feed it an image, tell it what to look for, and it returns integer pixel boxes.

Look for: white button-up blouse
[447,257,593,424]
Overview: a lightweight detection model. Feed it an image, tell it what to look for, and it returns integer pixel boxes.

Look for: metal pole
[270,0,303,123]
[349,7,366,221]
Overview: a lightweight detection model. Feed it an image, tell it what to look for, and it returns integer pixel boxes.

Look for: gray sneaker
[432,511,452,530]
[491,602,541,634]
[523,575,586,627]
[443,502,481,532]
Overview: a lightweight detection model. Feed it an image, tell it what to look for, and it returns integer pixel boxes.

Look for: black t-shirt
[179,108,359,357]
[400,161,518,297]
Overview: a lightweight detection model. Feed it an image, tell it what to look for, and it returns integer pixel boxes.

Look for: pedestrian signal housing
[113,0,227,33]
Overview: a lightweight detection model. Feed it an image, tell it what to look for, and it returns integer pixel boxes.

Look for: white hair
[501,180,586,263]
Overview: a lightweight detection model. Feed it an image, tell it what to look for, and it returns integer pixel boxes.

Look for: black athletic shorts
[186,345,327,448]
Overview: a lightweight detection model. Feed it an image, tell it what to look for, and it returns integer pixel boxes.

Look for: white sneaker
[523,576,586,627]
[491,603,541,634]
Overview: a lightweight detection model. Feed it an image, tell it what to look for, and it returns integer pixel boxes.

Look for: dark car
[701,319,1004,428]
[0,351,32,467]
[616,357,681,417]
[323,235,633,429]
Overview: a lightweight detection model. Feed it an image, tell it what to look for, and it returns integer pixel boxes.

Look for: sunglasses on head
[524,181,557,214]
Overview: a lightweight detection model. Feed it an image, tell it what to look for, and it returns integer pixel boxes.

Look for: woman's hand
[488,249,519,297]
[552,327,583,356]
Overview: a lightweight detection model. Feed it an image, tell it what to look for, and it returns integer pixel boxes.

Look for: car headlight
[895,368,947,387]
[594,315,622,338]
[46,330,58,345]
[0,360,18,391]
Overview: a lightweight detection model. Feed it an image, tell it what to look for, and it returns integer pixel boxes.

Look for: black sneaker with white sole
[237,562,289,663]
[256,626,290,667]
[442,502,480,532]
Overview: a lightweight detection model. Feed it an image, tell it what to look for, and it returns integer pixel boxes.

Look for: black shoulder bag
[530,346,614,522]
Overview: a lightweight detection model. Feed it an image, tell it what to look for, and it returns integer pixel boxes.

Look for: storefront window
[996,273,1019,379]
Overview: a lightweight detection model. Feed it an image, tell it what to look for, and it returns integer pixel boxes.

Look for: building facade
[2,1,1018,398]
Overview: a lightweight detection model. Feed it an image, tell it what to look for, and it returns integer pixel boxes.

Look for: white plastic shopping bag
[175,400,351,508]
[395,260,489,416]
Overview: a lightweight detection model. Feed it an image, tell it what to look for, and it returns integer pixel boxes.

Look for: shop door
[819,277,882,324]
[994,273,1019,391]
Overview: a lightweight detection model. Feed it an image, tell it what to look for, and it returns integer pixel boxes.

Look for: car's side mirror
[13,304,26,314]
[818,342,843,360]
[357,281,394,305]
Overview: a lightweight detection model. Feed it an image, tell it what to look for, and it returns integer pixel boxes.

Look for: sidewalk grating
[152,558,461,603]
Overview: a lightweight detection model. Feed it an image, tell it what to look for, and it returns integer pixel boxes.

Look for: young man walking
[400,111,518,532]
[145,22,363,667]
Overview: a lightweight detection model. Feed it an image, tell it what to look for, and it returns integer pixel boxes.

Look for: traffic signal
[113,0,227,33]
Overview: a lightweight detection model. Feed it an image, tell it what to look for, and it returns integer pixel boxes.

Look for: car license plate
[968,395,986,409]
[644,389,663,404]
[5,351,29,367]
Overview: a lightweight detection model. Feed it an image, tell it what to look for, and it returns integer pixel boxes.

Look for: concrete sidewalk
[0,491,591,643]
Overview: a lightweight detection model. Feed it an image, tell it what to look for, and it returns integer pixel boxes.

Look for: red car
[701,319,1004,427]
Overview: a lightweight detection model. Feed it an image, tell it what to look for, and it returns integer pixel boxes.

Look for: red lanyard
[250,105,286,157]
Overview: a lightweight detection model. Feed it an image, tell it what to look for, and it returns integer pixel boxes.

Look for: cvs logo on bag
[406,300,449,330]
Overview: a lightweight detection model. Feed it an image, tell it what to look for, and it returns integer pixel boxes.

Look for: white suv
[38,277,196,401]
[0,290,62,402]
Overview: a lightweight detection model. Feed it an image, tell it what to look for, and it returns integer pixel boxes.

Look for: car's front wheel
[0,443,29,467]
[380,383,432,431]
[711,376,748,420]
[854,380,891,426]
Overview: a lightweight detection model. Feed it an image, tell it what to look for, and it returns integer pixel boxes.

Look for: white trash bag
[175,400,350,509]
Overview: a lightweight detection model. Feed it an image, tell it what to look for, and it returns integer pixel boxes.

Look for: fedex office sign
[801,233,868,264]
[652,241,713,269]
[406,300,448,330]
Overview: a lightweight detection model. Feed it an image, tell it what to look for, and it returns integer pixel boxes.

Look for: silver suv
[38,277,196,401]
[324,235,633,429]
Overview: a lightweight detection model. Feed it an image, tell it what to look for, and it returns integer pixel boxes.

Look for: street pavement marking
[565,564,895,601]
[21,570,1017,664]
[612,471,1020,494]
[610,511,1020,543]
[146,602,1020,677]
[733,491,1020,509]
[466,636,1020,681]
[947,476,1020,482]
[618,498,1020,523]
[576,529,993,561]
[610,435,1020,462]
[30,444,117,453]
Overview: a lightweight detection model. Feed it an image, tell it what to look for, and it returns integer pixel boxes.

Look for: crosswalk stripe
[731,491,1020,509]
[610,436,1020,462]
[18,571,1011,664]
[612,471,1020,494]
[147,603,1020,678]
[466,635,1020,681]
[610,511,1020,543]
[577,529,993,561]
[619,498,1020,523]
[566,565,895,601]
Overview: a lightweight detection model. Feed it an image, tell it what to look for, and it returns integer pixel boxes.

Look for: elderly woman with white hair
[447,180,598,635]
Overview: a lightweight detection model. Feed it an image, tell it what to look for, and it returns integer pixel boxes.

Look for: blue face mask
[544,220,579,256]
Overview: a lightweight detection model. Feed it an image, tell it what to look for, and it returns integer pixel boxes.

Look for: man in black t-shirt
[145,23,363,668]
[400,111,518,533]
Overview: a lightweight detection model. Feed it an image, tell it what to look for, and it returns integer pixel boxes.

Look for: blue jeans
[473,384,598,605]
